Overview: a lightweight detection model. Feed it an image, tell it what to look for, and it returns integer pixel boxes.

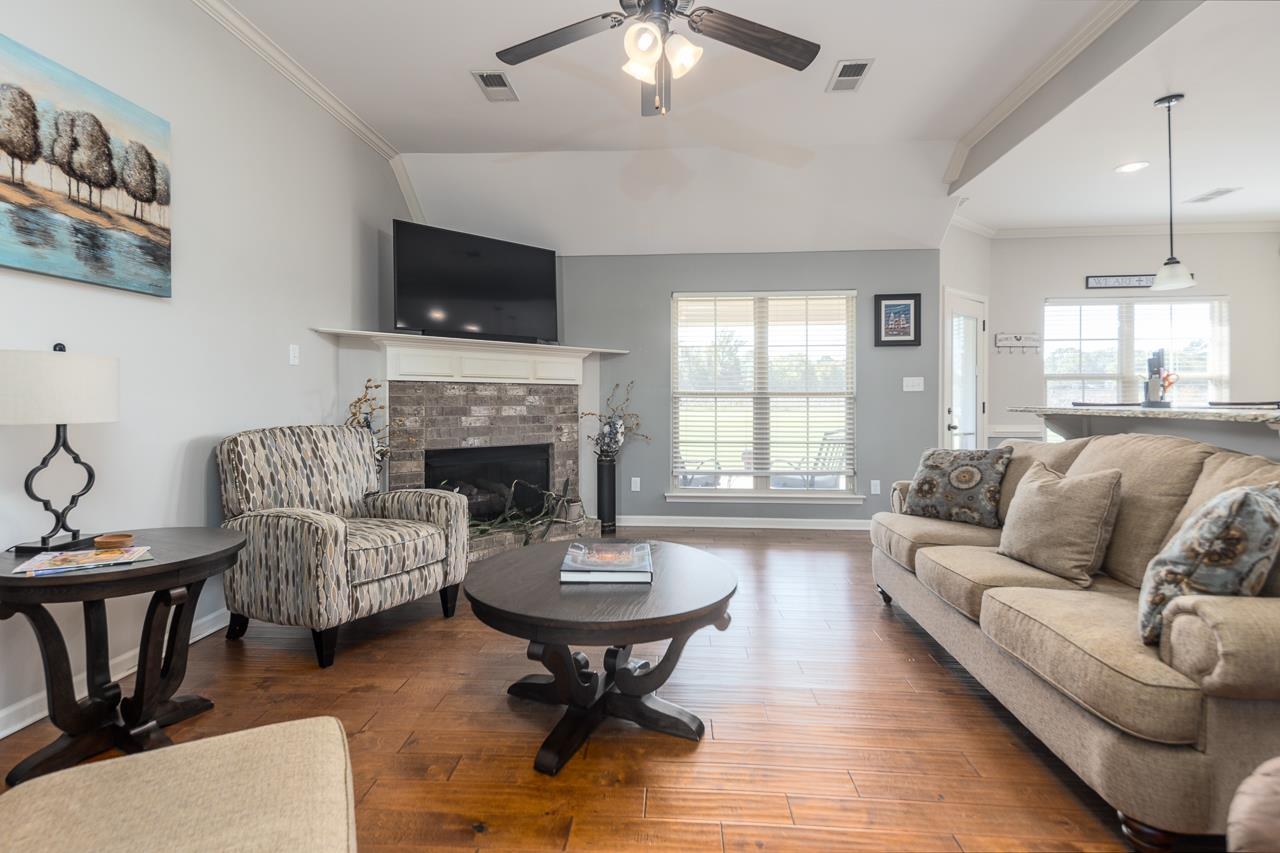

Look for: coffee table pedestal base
[508,630,716,776]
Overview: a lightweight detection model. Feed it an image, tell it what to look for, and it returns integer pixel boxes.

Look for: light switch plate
[630,477,641,492]
[902,376,924,392]
[870,479,881,495]
[288,344,300,366]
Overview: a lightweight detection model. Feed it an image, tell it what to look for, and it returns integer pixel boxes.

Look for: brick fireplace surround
[387,381,580,492]
[386,381,596,558]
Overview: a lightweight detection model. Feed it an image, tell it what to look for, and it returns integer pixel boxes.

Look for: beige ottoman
[0,717,355,852]
[1230,756,1280,852]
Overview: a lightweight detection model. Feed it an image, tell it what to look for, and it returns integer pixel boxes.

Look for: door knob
[946,424,959,431]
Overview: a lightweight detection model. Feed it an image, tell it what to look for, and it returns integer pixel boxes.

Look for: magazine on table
[13,547,153,577]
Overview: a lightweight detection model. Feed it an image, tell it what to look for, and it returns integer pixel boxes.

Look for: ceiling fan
[496,0,820,116]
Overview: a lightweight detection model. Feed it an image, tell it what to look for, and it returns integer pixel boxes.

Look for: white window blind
[671,292,856,494]
[1043,296,1230,406]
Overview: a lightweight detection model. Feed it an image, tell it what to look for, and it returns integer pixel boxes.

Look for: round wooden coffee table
[0,527,245,785]
[465,539,737,776]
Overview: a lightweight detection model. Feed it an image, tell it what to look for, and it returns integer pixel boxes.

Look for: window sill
[665,491,866,506]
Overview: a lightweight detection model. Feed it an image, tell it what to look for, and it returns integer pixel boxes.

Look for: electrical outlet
[870,479,881,495]
[288,344,300,366]
[630,477,641,492]
[902,376,924,392]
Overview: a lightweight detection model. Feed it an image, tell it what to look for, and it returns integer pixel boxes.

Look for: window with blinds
[1043,297,1230,407]
[671,292,856,495]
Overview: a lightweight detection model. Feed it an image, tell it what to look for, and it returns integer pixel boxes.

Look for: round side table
[0,527,245,786]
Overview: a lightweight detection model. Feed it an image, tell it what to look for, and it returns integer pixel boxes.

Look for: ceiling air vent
[826,59,873,93]
[471,71,519,103]
[1185,187,1242,204]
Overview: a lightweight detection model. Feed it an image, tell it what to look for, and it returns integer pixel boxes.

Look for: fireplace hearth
[425,444,552,522]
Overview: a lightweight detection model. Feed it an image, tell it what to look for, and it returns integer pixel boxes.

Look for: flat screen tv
[393,220,558,343]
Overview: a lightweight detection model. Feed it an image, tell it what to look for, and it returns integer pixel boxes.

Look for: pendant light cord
[1166,102,1174,259]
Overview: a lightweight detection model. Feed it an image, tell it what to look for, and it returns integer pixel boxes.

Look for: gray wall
[561,250,940,520]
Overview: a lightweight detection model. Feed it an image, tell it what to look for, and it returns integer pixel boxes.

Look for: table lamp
[0,344,120,554]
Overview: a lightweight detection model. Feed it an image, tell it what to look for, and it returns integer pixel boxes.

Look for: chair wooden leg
[440,583,460,618]
[226,613,249,640]
[311,627,339,668]
[1117,811,1177,853]
[876,584,893,606]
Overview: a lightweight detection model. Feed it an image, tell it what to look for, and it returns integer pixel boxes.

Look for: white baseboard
[0,607,229,740]
[617,514,872,531]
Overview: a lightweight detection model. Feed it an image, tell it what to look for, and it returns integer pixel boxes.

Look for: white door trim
[942,288,989,448]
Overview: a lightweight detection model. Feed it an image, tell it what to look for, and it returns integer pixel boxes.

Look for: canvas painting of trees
[0,35,170,297]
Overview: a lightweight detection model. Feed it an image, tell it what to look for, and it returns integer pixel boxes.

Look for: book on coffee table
[560,541,653,584]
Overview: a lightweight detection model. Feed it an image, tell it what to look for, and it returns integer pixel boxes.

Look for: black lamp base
[11,533,100,556]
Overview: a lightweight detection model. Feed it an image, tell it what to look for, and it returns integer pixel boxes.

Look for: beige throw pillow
[998,461,1123,587]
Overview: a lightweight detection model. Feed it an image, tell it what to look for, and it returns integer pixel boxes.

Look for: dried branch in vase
[345,378,391,470]
[581,380,650,461]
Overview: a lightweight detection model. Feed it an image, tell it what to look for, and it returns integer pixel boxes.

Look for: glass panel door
[944,293,986,450]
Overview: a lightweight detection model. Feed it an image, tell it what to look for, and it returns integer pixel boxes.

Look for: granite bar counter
[1010,405,1280,458]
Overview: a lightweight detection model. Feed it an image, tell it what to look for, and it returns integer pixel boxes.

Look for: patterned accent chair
[216,425,468,667]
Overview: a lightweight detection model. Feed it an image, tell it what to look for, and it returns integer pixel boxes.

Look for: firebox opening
[424,444,552,522]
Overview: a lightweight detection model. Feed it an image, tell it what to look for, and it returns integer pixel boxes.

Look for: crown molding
[191,0,398,161]
[991,221,1280,240]
[390,156,426,223]
[944,0,1138,185]
[949,215,997,239]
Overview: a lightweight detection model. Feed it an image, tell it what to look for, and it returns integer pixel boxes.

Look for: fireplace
[425,444,552,522]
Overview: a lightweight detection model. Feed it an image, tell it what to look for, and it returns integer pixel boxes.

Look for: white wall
[399,143,959,257]
[940,224,993,299]
[0,1,407,734]
[988,231,1280,431]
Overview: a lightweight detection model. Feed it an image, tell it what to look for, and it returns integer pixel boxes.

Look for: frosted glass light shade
[1151,258,1196,291]
[622,59,657,84]
[624,22,663,63]
[0,349,119,425]
[665,34,703,79]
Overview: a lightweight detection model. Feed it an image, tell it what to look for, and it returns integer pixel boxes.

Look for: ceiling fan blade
[683,7,820,71]
[497,12,627,65]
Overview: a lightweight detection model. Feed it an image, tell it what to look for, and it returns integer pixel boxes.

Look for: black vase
[597,456,617,535]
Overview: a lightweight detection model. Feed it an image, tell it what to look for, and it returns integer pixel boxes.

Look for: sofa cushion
[915,546,1081,621]
[870,512,1002,571]
[903,447,1013,529]
[981,582,1202,745]
[346,518,445,585]
[1139,484,1280,644]
[997,437,1094,523]
[998,462,1122,586]
[1174,451,1280,597]
[1066,434,1215,587]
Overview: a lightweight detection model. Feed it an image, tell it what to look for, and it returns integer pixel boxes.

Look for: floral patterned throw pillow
[903,446,1013,529]
[1139,484,1280,644]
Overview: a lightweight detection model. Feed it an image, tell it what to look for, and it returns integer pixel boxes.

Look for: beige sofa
[0,717,355,852]
[871,433,1280,848]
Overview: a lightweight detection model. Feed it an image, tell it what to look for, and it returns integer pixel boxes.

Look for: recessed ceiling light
[1114,161,1150,174]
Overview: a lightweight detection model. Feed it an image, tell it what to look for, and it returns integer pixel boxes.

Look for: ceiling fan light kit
[497,0,820,116]
[1150,92,1196,292]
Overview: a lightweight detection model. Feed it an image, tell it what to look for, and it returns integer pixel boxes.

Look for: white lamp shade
[665,34,703,79]
[0,349,120,425]
[624,21,663,64]
[1151,259,1197,291]
[621,59,657,84]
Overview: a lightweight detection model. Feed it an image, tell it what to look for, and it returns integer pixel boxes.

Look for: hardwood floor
[0,528,1131,851]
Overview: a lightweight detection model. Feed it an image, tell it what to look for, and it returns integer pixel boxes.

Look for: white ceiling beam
[947,0,1201,194]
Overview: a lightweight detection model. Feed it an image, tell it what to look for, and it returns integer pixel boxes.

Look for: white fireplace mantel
[313,328,626,386]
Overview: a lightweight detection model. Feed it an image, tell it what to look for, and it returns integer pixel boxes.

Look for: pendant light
[1151,93,1195,291]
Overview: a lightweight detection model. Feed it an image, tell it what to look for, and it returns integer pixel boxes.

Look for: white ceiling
[227,0,1109,155]
[958,1,1280,232]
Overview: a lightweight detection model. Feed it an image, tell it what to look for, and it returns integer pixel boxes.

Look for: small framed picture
[874,293,921,347]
